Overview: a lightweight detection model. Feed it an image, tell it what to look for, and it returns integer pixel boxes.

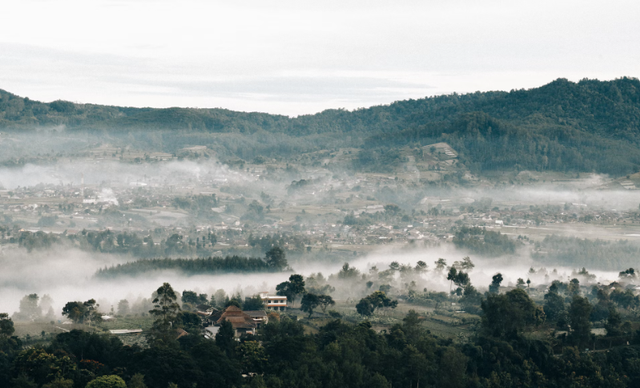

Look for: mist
[1,223,630,322]
[0,244,296,318]
[2,133,639,322]
[0,160,255,191]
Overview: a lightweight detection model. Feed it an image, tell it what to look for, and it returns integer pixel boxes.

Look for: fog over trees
[2,78,640,387]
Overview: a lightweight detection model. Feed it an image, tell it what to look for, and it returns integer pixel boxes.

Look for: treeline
[15,229,218,258]
[95,256,270,278]
[532,235,640,270]
[248,233,310,253]
[3,78,639,139]
[453,226,520,256]
[95,247,288,278]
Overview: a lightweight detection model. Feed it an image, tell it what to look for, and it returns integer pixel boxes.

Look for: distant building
[109,329,143,335]
[217,306,258,337]
[259,292,287,311]
[176,328,190,340]
[204,326,220,340]
[244,310,269,325]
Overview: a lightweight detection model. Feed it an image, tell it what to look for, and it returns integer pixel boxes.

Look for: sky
[1,0,638,116]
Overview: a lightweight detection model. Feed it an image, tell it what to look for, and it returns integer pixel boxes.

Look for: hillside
[1,77,639,175]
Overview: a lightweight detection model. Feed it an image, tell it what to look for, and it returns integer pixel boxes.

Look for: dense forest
[1,77,640,175]
[3,288,640,388]
[95,255,276,278]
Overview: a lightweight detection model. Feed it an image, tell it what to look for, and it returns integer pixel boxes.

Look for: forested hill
[1,77,640,175]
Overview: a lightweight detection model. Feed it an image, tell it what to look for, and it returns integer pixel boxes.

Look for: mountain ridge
[1,77,639,176]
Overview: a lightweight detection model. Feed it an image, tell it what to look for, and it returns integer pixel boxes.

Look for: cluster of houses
[107,292,287,341]
[202,292,287,339]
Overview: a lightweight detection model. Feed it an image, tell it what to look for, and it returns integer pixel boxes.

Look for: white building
[259,291,287,311]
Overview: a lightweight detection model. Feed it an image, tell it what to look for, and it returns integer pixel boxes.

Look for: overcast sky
[1,0,638,116]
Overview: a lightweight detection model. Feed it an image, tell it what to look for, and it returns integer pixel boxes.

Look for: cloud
[0,1,638,115]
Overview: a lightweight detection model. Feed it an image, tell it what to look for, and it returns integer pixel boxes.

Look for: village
[3,150,640,351]
[1,163,639,259]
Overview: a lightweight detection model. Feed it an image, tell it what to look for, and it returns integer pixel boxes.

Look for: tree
[61,299,99,324]
[453,271,470,288]
[117,300,129,316]
[181,291,208,309]
[239,340,268,374]
[415,260,428,273]
[181,290,199,307]
[569,295,592,349]
[11,348,76,386]
[265,246,288,270]
[150,283,180,322]
[544,287,566,325]
[384,204,401,215]
[434,258,447,273]
[10,374,38,388]
[367,373,391,388]
[62,302,86,323]
[460,256,475,271]
[243,295,265,311]
[300,293,320,318]
[216,319,236,355]
[402,310,424,343]
[356,291,398,317]
[275,274,305,307]
[85,375,126,388]
[459,285,482,310]
[242,200,264,221]
[447,267,457,292]
[404,344,430,388]
[605,307,622,337]
[317,295,335,313]
[591,287,611,321]
[83,299,101,323]
[0,313,14,337]
[619,268,636,279]
[212,289,228,308]
[567,278,580,296]
[149,283,181,344]
[611,288,640,309]
[305,273,335,295]
[42,377,74,388]
[337,263,360,279]
[439,347,468,388]
[489,273,503,294]
[127,374,147,388]
[481,288,545,338]
[164,233,184,255]
[15,294,42,321]
[355,298,374,317]
[446,267,469,291]
[225,298,242,309]
[177,311,202,333]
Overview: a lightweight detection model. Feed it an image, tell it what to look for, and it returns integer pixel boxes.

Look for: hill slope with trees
[1,77,639,175]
